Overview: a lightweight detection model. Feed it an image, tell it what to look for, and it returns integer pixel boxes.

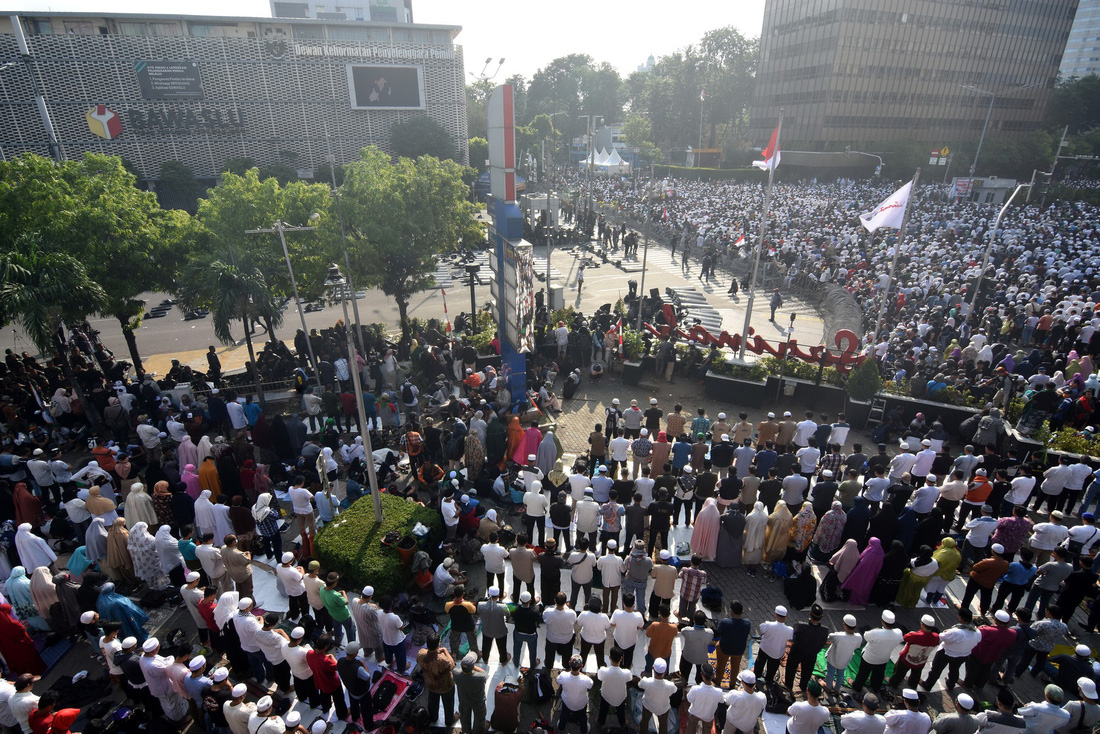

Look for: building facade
[270,0,413,23]
[750,0,1077,151]
[0,11,466,179]
[1062,0,1100,78]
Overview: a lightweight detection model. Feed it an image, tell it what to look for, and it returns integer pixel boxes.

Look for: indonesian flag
[608,316,623,353]
[752,123,781,171]
[859,181,912,232]
[733,234,745,247]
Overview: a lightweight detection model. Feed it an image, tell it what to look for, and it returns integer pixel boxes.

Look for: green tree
[698,27,758,148]
[846,358,882,402]
[333,147,479,344]
[157,160,204,213]
[1048,74,1100,133]
[257,162,298,186]
[468,137,489,173]
[223,157,258,176]
[621,116,663,165]
[389,116,457,161]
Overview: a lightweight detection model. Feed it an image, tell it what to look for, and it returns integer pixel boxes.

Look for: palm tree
[176,251,283,405]
[0,232,108,423]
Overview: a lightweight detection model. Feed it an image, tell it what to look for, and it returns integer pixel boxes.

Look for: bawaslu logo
[86,104,121,140]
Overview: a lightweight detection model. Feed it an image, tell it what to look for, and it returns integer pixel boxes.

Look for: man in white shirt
[556,655,593,731]
[542,593,578,670]
[575,597,611,668]
[196,533,228,591]
[888,443,918,482]
[1039,458,1072,513]
[910,440,937,482]
[1005,469,1037,508]
[824,614,863,694]
[596,541,624,611]
[787,681,830,734]
[522,480,549,546]
[223,683,255,734]
[248,696,284,734]
[638,659,677,734]
[608,432,632,478]
[753,605,793,683]
[686,664,725,734]
[8,675,38,734]
[0,677,19,734]
[829,416,851,448]
[852,610,903,693]
[792,412,817,448]
[482,533,508,592]
[567,471,591,501]
[795,445,821,478]
[910,475,940,515]
[1019,684,1072,733]
[722,670,767,734]
[1063,513,1100,557]
[840,692,886,734]
[781,473,809,508]
[1031,511,1070,566]
[233,598,271,685]
[287,476,316,538]
[596,647,633,731]
[282,627,317,706]
[609,593,645,670]
[226,399,248,437]
[1063,459,1095,515]
[379,601,408,674]
[920,608,983,691]
[884,689,932,734]
[276,553,309,622]
[25,450,55,503]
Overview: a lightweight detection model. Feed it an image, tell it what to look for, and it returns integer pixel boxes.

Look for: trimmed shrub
[846,358,882,402]
[314,492,443,596]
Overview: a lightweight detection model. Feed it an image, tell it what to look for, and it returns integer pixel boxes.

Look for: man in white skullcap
[182,654,212,719]
[281,711,305,734]
[931,693,977,734]
[722,670,767,734]
[477,586,510,665]
[232,597,269,685]
[754,606,793,684]
[853,610,903,693]
[824,614,863,694]
[179,570,208,645]
[276,552,308,622]
[351,585,384,662]
[883,689,930,734]
[223,683,254,734]
[283,626,318,709]
[138,637,188,721]
[199,667,233,734]
[638,658,676,734]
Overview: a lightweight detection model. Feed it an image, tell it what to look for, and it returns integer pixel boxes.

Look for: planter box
[705,373,769,408]
[621,360,644,386]
[762,376,847,412]
[845,398,873,426]
[874,393,980,436]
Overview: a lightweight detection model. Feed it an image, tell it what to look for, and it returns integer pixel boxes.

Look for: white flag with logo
[859,181,912,232]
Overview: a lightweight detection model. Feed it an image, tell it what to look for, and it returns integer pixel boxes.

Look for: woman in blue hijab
[96,581,149,643]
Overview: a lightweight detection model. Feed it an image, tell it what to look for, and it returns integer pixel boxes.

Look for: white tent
[579,147,631,174]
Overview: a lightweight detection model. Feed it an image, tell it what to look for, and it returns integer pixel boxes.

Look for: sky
[7,0,767,80]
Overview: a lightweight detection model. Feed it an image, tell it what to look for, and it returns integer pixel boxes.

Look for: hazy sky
[7,0,767,80]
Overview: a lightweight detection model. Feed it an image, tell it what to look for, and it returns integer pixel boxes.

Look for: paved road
[1,236,827,376]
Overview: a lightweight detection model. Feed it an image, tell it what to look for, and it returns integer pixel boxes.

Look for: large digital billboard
[347,64,425,109]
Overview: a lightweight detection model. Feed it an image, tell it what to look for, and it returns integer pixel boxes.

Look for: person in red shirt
[45,707,79,734]
[964,610,1017,689]
[339,389,359,433]
[306,634,349,721]
[197,587,223,652]
[28,692,59,734]
[888,614,940,689]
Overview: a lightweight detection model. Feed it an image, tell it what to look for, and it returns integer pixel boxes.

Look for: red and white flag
[859,181,912,232]
[733,234,745,247]
[440,286,452,334]
[608,316,624,354]
[752,123,781,172]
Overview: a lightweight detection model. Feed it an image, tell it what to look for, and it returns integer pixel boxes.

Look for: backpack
[402,382,415,404]
[764,682,795,714]
[700,586,723,612]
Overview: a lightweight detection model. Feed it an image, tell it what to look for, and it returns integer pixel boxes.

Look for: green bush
[620,329,646,360]
[846,359,882,402]
[314,492,442,597]
[1049,427,1100,456]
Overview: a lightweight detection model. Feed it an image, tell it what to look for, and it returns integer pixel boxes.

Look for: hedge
[314,491,443,597]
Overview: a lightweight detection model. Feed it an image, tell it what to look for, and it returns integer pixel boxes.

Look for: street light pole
[328,265,384,524]
[969,183,1028,317]
[635,182,652,332]
[246,221,321,387]
[961,83,1039,179]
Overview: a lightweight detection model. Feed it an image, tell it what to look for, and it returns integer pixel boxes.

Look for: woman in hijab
[85,486,119,525]
[240,460,258,503]
[113,453,139,500]
[913,509,946,551]
[96,582,148,643]
[535,430,559,476]
[763,502,794,563]
[841,537,885,605]
[896,507,920,552]
[896,545,939,608]
[485,414,506,469]
[716,505,745,569]
[842,497,872,548]
[869,540,909,606]
[128,522,168,590]
[12,484,43,528]
[692,497,722,561]
[85,517,109,565]
[926,537,962,606]
[650,431,671,476]
[215,590,249,675]
[14,524,56,573]
[72,461,114,496]
[252,493,282,560]
[152,481,175,528]
[742,501,768,567]
[5,567,47,632]
[124,482,157,529]
[216,451,241,497]
[477,509,501,542]
[464,432,486,480]
[830,538,861,584]
[198,456,221,495]
[28,566,58,623]
[51,571,82,633]
[810,501,847,562]
[788,502,818,563]
[171,483,196,532]
[866,503,899,545]
[103,518,134,583]
[0,605,44,674]
[154,525,186,587]
[194,490,217,539]
[506,416,525,465]
[228,496,255,552]
[272,415,294,462]
[253,464,272,498]
[180,464,201,500]
[177,434,199,469]
[75,571,106,612]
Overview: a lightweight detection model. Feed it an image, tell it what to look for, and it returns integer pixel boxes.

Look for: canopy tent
[579,148,631,174]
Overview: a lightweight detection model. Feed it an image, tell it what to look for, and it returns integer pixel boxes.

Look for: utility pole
[1041,125,1068,209]
[739,108,783,361]
[969,183,1029,317]
[245,221,321,387]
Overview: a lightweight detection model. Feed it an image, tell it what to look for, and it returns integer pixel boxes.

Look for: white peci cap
[291,627,305,639]
[991,543,1005,554]
[767,412,775,419]
[902,689,920,701]
[995,610,1011,623]
[921,614,936,626]
[718,413,727,419]
[238,598,253,610]
[519,591,532,603]
[659,550,670,559]
[189,655,207,671]
[881,610,895,624]
[80,611,96,624]
[957,693,975,709]
[362,586,374,597]
[607,540,617,549]
[282,552,295,564]
[310,722,327,734]
[142,638,159,652]
[775,605,787,616]
[842,614,857,627]
[185,571,200,582]
[1080,677,1099,700]
[641,428,649,436]
[232,683,247,698]
[285,712,302,727]
[740,670,757,685]
[1077,644,1093,656]
[653,658,667,674]
[212,667,230,682]
[650,398,658,405]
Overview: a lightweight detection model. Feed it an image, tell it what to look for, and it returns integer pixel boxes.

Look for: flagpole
[873,167,921,345]
[739,108,783,361]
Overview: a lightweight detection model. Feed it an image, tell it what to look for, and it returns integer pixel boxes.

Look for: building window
[189,23,238,37]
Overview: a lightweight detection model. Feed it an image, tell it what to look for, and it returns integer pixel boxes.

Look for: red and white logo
[86,105,121,140]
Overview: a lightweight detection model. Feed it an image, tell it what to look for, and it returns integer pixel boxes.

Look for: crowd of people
[2,172,1100,734]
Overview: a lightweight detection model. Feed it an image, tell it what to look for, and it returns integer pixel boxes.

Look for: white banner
[859,181,912,232]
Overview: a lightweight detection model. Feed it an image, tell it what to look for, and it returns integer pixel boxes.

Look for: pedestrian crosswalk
[432,252,494,290]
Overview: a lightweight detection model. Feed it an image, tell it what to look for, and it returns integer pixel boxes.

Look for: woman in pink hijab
[181,464,201,499]
[840,537,885,605]
[177,435,199,468]
[514,421,543,464]
[691,497,721,561]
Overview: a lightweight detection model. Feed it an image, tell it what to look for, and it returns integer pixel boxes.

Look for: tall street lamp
[325,263,384,524]
[960,83,1039,179]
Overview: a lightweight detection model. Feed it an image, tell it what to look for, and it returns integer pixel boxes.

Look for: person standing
[597,541,624,611]
[556,656,593,734]
[306,634,348,722]
[884,689,931,734]
[320,572,355,645]
[609,593,645,670]
[920,609,982,691]
[785,604,830,693]
[721,670,767,734]
[1016,604,1067,678]
[888,614,939,690]
[283,627,318,710]
[542,593,577,670]
[851,610,903,693]
[1019,684,1071,732]
[477,588,509,664]
[379,596,408,674]
[713,601,751,687]
[754,605,793,684]
[838,692,886,734]
[639,658,676,734]
[336,643,374,727]
[596,646,632,731]
[685,664,724,734]
[454,652,488,734]
[965,611,1017,690]
[276,554,309,623]
[508,536,537,597]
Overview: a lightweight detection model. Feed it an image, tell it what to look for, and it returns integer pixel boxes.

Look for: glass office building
[749,0,1077,150]
[1062,0,1100,78]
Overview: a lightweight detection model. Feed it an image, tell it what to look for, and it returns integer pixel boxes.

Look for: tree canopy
[390,116,458,161]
